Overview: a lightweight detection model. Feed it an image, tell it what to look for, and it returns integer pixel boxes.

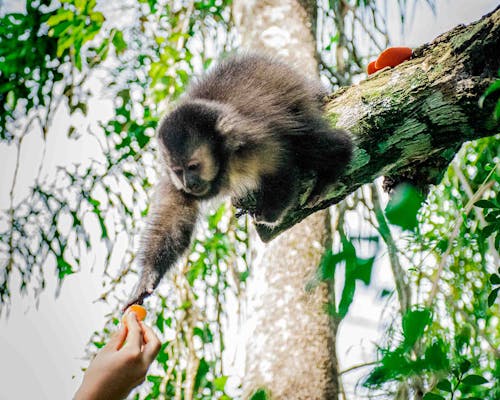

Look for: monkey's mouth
[184,184,210,197]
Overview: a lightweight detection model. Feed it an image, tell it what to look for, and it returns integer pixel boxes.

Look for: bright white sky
[0,1,498,399]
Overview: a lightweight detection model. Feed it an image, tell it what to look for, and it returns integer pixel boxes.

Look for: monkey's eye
[187,163,200,171]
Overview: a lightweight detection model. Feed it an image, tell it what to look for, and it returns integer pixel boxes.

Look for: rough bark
[253,6,500,242]
[233,1,339,399]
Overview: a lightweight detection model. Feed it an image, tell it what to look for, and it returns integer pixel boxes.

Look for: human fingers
[141,323,162,363]
[104,323,128,351]
[124,311,143,350]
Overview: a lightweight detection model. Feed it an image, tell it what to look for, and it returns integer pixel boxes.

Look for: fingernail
[128,311,138,319]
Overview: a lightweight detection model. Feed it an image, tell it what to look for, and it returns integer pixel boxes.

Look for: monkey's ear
[216,111,244,150]
[216,107,261,151]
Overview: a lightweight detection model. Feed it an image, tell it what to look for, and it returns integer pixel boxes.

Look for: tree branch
[255,6,500,242]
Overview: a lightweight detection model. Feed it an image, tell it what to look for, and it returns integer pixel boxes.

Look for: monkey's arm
[125,177,199,309]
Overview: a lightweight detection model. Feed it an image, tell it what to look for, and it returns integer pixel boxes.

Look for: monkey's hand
[231,192,259,218]
[123,270,161,311]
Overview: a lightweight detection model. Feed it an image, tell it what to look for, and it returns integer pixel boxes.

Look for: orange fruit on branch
[374,47,412,69]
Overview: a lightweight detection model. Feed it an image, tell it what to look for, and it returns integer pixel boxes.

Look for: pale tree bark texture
[233,0,340,399]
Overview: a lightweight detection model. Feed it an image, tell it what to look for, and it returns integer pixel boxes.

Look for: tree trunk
[233,1,340,399]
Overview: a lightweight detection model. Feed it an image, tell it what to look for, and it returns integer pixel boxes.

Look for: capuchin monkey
[125,54,352,308]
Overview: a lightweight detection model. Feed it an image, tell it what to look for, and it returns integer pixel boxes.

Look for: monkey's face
[165,143,220,197]
[158,101,226,198]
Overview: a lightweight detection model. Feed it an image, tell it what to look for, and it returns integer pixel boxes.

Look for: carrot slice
[374,47,412,69]
[367,60,378,75]
[123,304,147,325]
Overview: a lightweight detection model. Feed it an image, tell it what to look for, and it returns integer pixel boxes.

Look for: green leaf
[335,237,375,318]
[208,204,225,228]
[485,211,500,222]
[456,360,472,376]
[325,33,339,50]
[475,199,497,209]
[402,308,432,348]
[459,359,472,374]
[490,274,500,285]
[89,11,104,24]
[67,126,77,138]
[72,102,87,116]
[436,379,452,392]
[75,0,87,12]
[487,287,499,307]
[46,10,74,27]
[455,325,472,352]
[385,184,424,231]
[250,388,269,400]
[112,29,127,53]
[179,301,192,310]
[338,279,355,319]
[352,256,375,285]
[461,374,488,386]
[214,376,228,391]
[424,340,449,371]
[423,394,445,400]
[318,249,341,281]
[481,223,498,239]
[239,270,250,283]
[193,358,210,391]
[155,313,165,333]
[479,79,500,108]
[56,255,74,279]
[56,33,75,57]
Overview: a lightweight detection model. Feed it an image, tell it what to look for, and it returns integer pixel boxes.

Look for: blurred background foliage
[0,0,498,399]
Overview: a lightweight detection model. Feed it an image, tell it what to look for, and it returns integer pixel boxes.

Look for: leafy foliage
[385,184,424,231]
[0,0,60,140]
[423,358,490,400]
[249,388,270,400]
[474,192,500,254]
[314,234,378,319]
[364,308,449,387]
[361,134,499,398]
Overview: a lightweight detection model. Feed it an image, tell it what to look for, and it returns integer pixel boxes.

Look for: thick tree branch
[255,6,500,242]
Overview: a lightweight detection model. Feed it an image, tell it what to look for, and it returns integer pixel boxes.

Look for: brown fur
[125,54,353,308]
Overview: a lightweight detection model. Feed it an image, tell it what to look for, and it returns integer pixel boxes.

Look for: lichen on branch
[254,6,500,242]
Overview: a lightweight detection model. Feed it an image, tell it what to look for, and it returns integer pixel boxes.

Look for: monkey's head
[158,100,226,198]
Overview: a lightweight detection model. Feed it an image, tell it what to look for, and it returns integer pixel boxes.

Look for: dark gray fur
[125,54,352,308]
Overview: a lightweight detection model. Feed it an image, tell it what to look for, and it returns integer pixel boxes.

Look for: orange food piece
[122,304,147,325]
[374,47,412,70]
[367,60,378,75]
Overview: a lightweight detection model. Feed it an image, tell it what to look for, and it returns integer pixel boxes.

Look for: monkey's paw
[252,207,285,227]
[123,273,159,311]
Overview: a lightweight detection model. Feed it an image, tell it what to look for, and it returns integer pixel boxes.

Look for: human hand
[74,311,161,400]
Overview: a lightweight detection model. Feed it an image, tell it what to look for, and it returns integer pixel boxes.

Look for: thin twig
[339,360,379,375]
[371,183,411,314]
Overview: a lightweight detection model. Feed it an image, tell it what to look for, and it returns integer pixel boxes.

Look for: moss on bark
[254,6,500,242]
